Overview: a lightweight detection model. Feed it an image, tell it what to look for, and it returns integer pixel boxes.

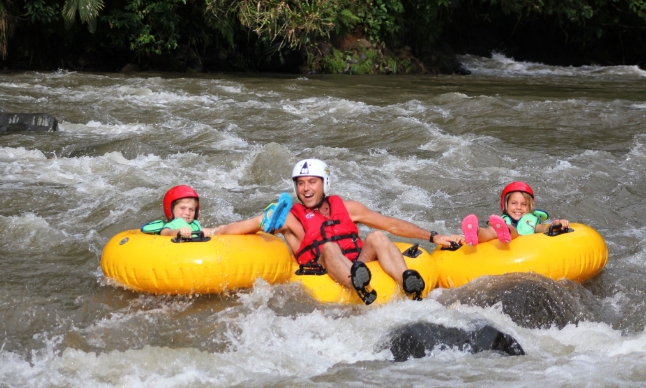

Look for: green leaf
[62,0,105,31]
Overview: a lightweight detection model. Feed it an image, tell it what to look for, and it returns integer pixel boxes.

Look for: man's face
[295,176,324,208]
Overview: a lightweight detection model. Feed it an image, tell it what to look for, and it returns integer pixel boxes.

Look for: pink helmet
[163,185,200,220]
[500,182,534,212]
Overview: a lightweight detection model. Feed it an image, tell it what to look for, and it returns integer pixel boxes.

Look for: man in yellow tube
[217,158,463,304]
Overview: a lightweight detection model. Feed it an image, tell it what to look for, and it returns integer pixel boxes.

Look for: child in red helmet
[141,185,218,238]
[461,181,570,246]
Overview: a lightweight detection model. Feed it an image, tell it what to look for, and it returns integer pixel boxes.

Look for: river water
[1,54,646,387]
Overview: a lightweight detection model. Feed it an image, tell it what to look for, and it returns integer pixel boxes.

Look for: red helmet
[500,182,534,212]
[163,185,200,220]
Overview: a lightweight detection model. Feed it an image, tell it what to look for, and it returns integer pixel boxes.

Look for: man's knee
[364,231,391,246]
[318,242,343,265]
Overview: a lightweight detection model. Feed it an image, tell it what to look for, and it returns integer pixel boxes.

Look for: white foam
[281,97,371,120]
[0,146,47,160]
[461,52,646,78]
[61,121,155,135]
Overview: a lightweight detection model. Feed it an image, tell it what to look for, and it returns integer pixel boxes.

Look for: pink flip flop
[489,215,511,243]
[461,214,479,246]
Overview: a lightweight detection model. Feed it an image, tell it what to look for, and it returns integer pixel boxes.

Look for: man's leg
[317,242,353,287]
[318,242,377,305]
[358,231,425,300]
[358,231,407,284]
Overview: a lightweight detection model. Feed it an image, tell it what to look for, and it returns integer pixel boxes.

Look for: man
[217,159,463,304]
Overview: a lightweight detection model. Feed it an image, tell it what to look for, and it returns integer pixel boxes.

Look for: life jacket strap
[295,218,362,261]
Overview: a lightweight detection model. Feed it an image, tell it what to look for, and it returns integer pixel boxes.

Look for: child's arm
[160,226,193,237]
[161,227,219,237]
[535,219,570,233]
[201,227,218,237]
[216,214,264,235]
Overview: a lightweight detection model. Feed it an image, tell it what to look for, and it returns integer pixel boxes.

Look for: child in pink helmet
[461,181,570,246]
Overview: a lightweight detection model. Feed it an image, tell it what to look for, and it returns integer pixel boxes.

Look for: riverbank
[4,33,473,76]
[2,0,644,75]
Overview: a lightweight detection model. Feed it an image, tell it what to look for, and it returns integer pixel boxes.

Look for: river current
[1,54,646,387]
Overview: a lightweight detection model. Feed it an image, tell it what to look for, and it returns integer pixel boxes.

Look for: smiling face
[295,176,324,208]
[172,198,198,223]
[505,192,531,221]
[507,191,529,221]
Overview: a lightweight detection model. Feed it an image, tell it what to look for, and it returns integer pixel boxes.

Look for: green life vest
[141,219,202,234]
[501,209,549,236]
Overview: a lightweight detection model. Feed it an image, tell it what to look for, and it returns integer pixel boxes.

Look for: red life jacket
[290,195,363,265]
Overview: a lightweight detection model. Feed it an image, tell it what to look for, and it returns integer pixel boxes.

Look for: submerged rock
[417,43,471,75]
[381,321,524,362]
[436,272,603,329]
[119,63,140,73]
[0,112,58,132]
[67,138,157,160]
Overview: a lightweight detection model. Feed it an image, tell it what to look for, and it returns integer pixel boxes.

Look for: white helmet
[292,159,331,196]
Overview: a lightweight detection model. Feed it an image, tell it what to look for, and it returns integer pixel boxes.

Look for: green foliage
[321,0,452,51]
[350,57,373,74]
[203,7,236,48]
[396,0,450,50]
[62,0,105,33]
[338,8,361,28]
[1,0,645,70]
[349,0,404,42]
[103,0,187,59]
[629,0,646,20]
[24,0,59,24]
[471,0,646,47]
[323,47,346,73]
[388,55,397,74]
[206,0,337,52]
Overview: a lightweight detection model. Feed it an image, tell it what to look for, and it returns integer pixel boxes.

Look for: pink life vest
[290,195,363,265]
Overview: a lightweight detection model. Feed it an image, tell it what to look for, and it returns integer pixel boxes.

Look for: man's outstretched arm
[345,200,464,246]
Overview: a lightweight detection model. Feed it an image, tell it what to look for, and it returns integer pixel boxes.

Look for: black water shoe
[402,269,425,301]
[350,261,377,305]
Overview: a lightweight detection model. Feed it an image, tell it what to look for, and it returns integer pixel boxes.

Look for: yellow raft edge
[430,223,608,288]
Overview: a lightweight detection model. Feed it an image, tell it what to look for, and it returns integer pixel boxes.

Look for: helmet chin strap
[314,195,327,209]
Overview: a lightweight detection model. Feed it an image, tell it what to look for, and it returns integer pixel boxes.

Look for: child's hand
[553,219,570,229]
[179,226,192,237]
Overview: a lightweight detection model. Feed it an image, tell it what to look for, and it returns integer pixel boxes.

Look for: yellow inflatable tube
[101,230,294,294]
[430,223,607,288]
[288,242,439,305]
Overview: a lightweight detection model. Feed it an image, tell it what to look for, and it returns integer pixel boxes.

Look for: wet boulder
[382,321,524,362]
[417,43,471,75]
[0,112,58,132]
[436,272,603,329]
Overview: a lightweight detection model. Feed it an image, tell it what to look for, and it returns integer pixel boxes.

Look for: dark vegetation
[1,0,645,74]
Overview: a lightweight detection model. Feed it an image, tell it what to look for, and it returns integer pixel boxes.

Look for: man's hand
[433,233,465,248]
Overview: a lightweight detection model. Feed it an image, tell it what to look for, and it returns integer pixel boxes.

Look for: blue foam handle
[263,193,293,233]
